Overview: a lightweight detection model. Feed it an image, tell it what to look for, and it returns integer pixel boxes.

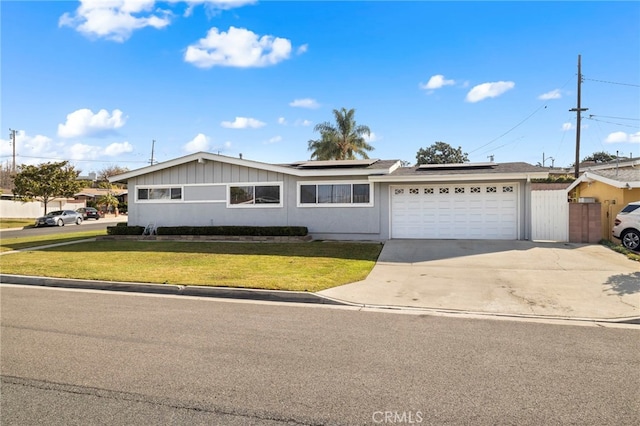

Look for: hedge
[106,225,308,237]
[157,226,308,237]
[107,225,145,235]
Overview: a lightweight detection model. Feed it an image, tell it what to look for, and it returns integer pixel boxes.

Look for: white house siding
[127,160,384,240]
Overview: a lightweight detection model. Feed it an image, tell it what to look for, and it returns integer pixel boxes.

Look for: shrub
[156,226,308,237]
[107,225,145,235]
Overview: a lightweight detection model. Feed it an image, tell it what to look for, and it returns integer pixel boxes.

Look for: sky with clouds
[1,0,639,175]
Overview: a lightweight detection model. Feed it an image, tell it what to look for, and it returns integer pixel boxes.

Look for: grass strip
[0,241,383,292]
[0,230,107,252]
[0,218,35,229]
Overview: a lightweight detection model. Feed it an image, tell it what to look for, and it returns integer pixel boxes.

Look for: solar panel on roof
[417,162,496,170]
[295,159,379,168]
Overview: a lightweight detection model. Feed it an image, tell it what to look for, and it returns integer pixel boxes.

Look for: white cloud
[562,122,573,131]
[59,1,255,42]
[277,117,287,125]
[0,131,58,166]
[538,89,562,100]
[58,108,127,138]
[69,143,102,161]
[465,81,515,103]
[297,44,308,55]
[183,133,211,152]
[364,132,379,143]
[289,98,319,109]
[294,119,312,127]
[605,131,640,144]
[59,0,171,42]
[419,74,455,91]
[266,135,282,144]
[184,26,292,68]
[104,141,134,156]
[221,117,266,129]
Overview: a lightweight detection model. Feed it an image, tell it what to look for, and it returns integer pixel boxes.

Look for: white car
[612,201,640,251]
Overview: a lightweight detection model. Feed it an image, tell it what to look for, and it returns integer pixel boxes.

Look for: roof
[370,162,548,182]
[74,188,127,197]
[566,168,640,192]
[109,152,402,183]
[531,182,573,191]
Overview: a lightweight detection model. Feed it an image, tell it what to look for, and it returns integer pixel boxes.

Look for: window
[424,188,434,194]
[439,187,449,194]
[470,187,481,193]
[486,186,497,193]
[455,187,465,194]
[137,186,182,202]
[394,188,404,195]
[299,182,372,206]
[229,184,281,207]
[409,188,419,195]
[503,186,514,193]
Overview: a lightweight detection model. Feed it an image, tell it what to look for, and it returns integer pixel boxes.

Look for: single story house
[567,168,640,241]
[109,152,548,241]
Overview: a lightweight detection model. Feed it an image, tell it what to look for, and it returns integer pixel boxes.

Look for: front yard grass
[0,240,383,292]
[0,218,35,229]
[0,230,107,252]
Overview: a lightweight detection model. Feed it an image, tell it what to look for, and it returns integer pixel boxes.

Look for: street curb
[0,274,346,306]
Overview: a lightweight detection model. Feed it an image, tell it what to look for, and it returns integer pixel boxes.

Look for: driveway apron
[319,240,640,320]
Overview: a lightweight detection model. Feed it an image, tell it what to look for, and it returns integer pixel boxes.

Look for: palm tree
[307,108,374,160]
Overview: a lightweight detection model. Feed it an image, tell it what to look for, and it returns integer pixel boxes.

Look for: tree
[96,192,120,215]
[13,161,83,214]
[582,151,616,163]
[97,165,129,189]
[416,142,469,165]
[307,108,374,160]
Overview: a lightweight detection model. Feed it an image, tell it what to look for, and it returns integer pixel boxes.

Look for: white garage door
[391,183,519,239]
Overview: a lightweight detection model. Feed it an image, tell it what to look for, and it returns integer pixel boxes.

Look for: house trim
[296,180,374,208]
[566,171,640,192]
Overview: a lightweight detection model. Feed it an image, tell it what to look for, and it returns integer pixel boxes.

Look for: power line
[588,114,639,121]
[585,117,640,129]
[583,77,640,88]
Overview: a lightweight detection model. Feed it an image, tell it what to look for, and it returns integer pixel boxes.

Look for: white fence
[0,199,85,218]
[531,190,569,242]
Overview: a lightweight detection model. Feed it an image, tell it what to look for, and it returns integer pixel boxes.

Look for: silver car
[612,201,640,251]
[35,210,83,227]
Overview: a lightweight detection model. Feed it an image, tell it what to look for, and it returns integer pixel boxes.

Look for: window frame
[136,185,184,203]
[227,182,283,208]
[297,181,374,208]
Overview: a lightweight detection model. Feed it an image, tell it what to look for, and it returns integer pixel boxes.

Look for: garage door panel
[391,184,518,240]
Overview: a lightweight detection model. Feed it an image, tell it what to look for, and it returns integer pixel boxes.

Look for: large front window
[298,182,372,206]
[229,184,281,207]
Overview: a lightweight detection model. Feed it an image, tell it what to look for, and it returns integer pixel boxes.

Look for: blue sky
[1,0,639,176]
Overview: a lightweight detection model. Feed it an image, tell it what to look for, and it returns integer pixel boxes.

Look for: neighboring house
[109,152,548,241]
[567,168,640,241]
[74,188,128,206]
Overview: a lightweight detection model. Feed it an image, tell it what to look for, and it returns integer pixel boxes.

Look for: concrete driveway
[319,240,640,321]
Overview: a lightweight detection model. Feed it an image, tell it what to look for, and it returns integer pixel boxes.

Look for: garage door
[391,183,519,239]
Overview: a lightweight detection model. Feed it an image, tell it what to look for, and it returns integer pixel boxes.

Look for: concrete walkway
[319,240,640,321]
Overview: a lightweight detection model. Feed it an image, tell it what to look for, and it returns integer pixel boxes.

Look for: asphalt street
[1,285,638,425]
[0,216,126,238]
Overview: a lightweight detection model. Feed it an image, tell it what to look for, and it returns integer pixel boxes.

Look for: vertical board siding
[531,190,569,241]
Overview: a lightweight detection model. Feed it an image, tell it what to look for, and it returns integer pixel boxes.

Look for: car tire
[621,229,640,251]
[57,219,64,227]
[76,218,83,225]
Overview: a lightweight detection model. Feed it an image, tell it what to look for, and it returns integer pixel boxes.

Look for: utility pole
[9,129,17,172]
[149,139,156,166]
[570,54,589,178]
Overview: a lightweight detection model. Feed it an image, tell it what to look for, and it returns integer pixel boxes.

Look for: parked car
[76,207,100,220]
[34,210,83,227]
[612,201,640,251]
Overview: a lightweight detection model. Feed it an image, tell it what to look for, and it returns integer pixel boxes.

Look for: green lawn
[0,230,107,252]
[0,240,383,292]
[0,218,35,229]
